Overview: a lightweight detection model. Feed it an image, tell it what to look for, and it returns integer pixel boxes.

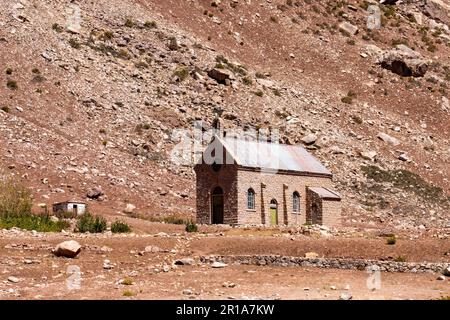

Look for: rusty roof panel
[308,187,341,199]
[218,136,332,176]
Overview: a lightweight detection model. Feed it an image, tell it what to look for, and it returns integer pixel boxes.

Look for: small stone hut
[52,201,87,216]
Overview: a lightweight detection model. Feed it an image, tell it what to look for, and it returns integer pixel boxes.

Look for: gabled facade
[194,136,341,227]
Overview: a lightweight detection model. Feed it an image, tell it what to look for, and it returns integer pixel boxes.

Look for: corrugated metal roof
[308,187,341,199]
[215,136,332,176]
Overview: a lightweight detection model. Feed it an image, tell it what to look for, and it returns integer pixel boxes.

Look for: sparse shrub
[76,212,107,233]
[270,16,278,23]
[135,123,151,134]
[0,180,70,232]
[135,61,149,69]
[242,77,253,85]
[111,220,131,233]
[185,220,198,233]
[146,214,188,225]
[253,90,264,97]
[351,115,363,124]
[255,72,266,79]
[0,179,32,217]
[381,4,396,19]
[394,255,406,262]
[54,210,77,219]
[69,38,81,49]
[173,67,190,81]
[346,39,355,45]
[341,90,357,104]
[32,75,46,83]
[386,236,397,245]
[123,290,134,297]
[359,1,370,10]
[121,278,133,285]
[391,38,408,47]
[32,68,40,74]
[427,44,437,52]
[6,68,12,75]
[361,165,448,205]
[52,23,63,33]
[0,214,70,232]
[341,95,352,104]
[6,80,18,90]
[117,49,130,59]
[272,88,282,96]
[124,18,135,28]
[144,21,157,29]
[215,54,228,64]
[100,30,114,41]
[1,106,10,113]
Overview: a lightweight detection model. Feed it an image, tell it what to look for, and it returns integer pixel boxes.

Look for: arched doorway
[269,199,278,225]
[211,186,224,224]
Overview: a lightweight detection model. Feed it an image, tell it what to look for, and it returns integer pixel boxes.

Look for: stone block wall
[236,169,336,226]
[194,163,238,224]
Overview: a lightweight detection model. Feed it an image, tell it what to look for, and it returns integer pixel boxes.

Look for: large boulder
[377,132,400,146]
[443,266,450,277]
[378,45,429,77]
[339,21,358,36]
[124,203,136,214]
[53,240,81,258]
[207,68,234,84]
[424,0,450,28]
[174,258,195,265]
[86,187,103,200]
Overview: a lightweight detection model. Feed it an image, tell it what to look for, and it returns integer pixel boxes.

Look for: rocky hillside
[0,0,449,230]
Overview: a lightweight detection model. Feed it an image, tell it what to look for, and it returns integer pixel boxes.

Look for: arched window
[293,192,300,213]
[247,188,255,210]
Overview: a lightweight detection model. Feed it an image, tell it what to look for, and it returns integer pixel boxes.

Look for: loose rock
[53,240,81,258]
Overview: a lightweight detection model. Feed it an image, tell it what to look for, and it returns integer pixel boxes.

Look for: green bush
[386,236,396,245]
[54,210,77,219]
[121,278,133,285]
[0,179,69,232]
[185,220,198,233]
[52,23,63,33]
[253,90,264,97]
[394,255,406,262]
[173,67,190,81]
[0,179,32,217]
[6,80,18,90]
[0,214,70,232]
[144,21,157,29]
[76,212,107,233]
[69,38,81,49]
[124,18,135,28]
[123,290,135,297]
[111,220,131,233]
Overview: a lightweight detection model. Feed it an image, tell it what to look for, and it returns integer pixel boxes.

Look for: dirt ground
[0,223,449,300]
